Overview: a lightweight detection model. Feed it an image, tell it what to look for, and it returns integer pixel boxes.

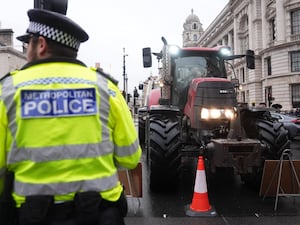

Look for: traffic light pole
[123,48,128,103]
[133,87,139,114]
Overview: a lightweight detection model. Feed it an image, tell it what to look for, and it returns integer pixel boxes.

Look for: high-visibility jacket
[0,58,142,207]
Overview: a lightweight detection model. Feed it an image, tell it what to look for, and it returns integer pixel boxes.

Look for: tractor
[139,37,290,191]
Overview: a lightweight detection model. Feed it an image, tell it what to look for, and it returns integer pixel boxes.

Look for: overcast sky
[0,0,228,93]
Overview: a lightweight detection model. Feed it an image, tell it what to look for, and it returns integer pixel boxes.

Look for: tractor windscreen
[172,55,226,107]
[174,56,225,86]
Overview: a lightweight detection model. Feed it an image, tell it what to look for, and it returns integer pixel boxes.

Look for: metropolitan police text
[21,88,98,118]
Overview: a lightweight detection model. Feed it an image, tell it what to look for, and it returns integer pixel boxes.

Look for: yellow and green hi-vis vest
[0,60,141,207]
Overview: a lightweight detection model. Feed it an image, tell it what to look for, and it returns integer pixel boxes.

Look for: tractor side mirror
[138,83,143,90]
[246,49,255,69]
[142,47,152,68]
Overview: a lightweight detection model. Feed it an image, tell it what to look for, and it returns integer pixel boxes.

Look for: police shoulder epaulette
[96,68,119,85]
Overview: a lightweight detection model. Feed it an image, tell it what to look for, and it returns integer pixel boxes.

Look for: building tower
[182,9,203,47]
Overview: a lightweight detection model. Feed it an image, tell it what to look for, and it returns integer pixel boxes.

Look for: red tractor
[139,37,290,191]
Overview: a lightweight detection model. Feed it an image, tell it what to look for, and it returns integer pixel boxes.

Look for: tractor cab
[171,50,227,109]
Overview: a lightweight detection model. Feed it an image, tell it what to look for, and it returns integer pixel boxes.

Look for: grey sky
[0,0,228,93]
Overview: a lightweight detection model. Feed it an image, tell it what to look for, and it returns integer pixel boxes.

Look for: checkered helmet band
[28,21,81,50]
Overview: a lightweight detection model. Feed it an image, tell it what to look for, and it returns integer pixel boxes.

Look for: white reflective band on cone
[194,170,207,193]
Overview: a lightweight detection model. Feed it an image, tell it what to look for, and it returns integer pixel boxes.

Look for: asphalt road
[124,137,300,225]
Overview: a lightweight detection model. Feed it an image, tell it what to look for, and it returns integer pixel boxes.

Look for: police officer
[0,8,141,225]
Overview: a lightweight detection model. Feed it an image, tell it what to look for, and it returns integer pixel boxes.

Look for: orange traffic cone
[185,156,217,217]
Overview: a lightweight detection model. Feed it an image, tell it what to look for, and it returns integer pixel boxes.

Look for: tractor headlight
[210,109,221,119]
[201,108,209,119]
[200,108,235,120]
[224,109,235,120]
[169,45,180,56]
[219,46,232,56]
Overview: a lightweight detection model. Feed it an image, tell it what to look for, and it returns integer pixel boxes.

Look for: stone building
[0,28,26,79]
[182,9,204,47]
[184,0,300,111]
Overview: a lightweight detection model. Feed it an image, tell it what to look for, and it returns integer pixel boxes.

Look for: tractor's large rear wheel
[148,114,181,192]
[241,117,290,187]
[138,108,147,149]
[243,118,290,159]
[255,119,290,159]
[138,117,146,149]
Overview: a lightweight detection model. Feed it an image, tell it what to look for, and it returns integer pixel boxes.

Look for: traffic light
[122,90,126,99]
[127,93,131,104]
[134,87,139,98]
[246,50,255,69]
[138,83,143,90]
[142,48,152,68]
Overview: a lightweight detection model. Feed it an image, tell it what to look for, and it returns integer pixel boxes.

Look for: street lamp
[123,48,128,102]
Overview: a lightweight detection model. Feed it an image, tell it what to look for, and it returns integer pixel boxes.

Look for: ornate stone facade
[184,0,300,111]
[182,9,204,47]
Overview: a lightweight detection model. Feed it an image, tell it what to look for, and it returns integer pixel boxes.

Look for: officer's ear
[37,36,49,57]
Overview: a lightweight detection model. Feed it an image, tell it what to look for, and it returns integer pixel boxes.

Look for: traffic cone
[185,156,217,217]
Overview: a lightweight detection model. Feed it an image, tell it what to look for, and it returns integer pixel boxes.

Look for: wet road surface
[125,138,300,225]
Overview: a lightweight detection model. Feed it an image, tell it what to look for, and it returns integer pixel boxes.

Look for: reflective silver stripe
[95,76,140,158]
[114,138,140,157]
[2,77,19,166]
[14,172,119,196]
[96,75,110,143]
[7,142,113,164]
[1,76,17,137]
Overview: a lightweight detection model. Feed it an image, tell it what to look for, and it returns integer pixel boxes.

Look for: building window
[186,33,190,41]
[291,9,300,35]
[292,84,300,108]
[241,67,245,83]
[269,18,276,41]
[192,23,198,30]
[241,91,245,103]
[240,37,248,55]
[291,51,300,72]
[266,86,273,107]
[193,34,197,41]
[266,57,272,75]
